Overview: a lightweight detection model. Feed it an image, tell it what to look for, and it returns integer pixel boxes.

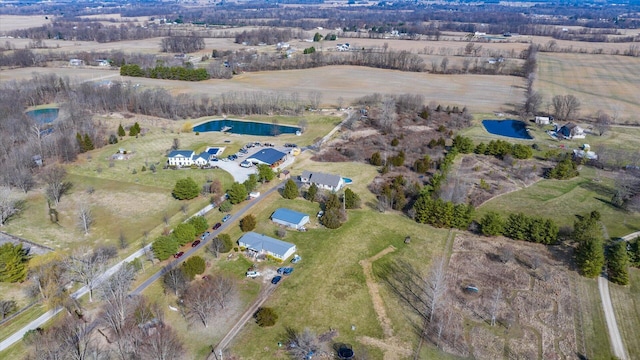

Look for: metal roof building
[247,148,287,167]
[271,208,310,230]
[237,232,297,260]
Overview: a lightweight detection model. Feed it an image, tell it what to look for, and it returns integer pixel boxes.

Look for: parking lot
[213,143,296,183]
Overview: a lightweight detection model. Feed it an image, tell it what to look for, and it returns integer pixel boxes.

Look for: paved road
[129,180,283,296]
[598,276,628,360]
[596,230,638,360]
[0,181,282,352]
[0,245,149,351]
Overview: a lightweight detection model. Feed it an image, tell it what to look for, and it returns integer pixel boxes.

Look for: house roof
[195,152,210,160]
[247,148,287,165]
[168,150,194,158]
[301,170,342,188]
[271,208,309,225]
[238,232,295,257]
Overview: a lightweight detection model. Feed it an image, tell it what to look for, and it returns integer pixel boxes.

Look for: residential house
[238,232,296,261]
[167,150,195,167]
[69,59,84,66]
[193,152,211,167]
[557,123,585,139]
[246,148,287,168]
[271,208,310,230]
[300,170,344,192]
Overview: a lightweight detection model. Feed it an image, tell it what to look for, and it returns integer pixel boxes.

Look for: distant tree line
[121,64,209,81]
[479,212,559,244]
[160,35,205,53]
[234,28,295,45]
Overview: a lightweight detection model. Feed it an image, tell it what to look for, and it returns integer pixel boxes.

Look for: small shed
[271,208,309,230]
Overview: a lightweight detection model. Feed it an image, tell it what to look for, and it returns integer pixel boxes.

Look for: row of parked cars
[246,254,302,285]
[172,218,228,259]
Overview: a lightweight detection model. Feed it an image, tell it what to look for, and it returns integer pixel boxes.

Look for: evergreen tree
[282,179,299,199]
[344,188,361,209]
[629,237,640,267]
[182,256,206,280]
[305,183,318,202]
[172,177,200,200]
[240,214,257,232]
[227,182,248,204]
[370,152,383,166]
[503,213,530,240]
[76,133,85,153]
[152,235,179,261]
[451,203,474,230]
[83,134,94,151]
[117,124,126,137]
[576,237,605,278]
[257,164,275,183]
[452,135,474,153]
[607,241,629,285]
[480,212,504,236]
[108,134,118,144]
[188,216,209,234]
[0,243,30,283]
[174,223,196,246]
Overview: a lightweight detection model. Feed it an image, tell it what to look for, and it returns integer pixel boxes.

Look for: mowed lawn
[609,268,640,360]
[537,53,640,123]
[476,166,640,238]
[226,195,451,359]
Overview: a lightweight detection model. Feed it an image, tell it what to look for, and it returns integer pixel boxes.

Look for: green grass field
[609,268,640,359]
[476,166,640,238]
[573,276,613,359]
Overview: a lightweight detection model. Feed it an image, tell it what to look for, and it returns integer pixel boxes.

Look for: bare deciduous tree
[286,327,320,360]
[66,247,107,302]
[99,264,136,340]
[427,255,447,322]
[210,274,235,310]
[498,245,514,264]
[0,186,21,226]
[594,110,612,136]
[141,324,183,360]
[552,94,581,121]
[27,257,68,309]
[163,268,187,296]
[182,279,217,328]
[77,204,94,235]
[307,90,322,109]
[42,165,72,205]
[489,287,502,326]
[209,237,225,258]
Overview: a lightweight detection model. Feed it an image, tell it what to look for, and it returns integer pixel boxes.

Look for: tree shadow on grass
[578,180,615,198]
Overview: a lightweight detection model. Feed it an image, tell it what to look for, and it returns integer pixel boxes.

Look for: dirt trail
[599,276,629,360]
[358,246,414,359]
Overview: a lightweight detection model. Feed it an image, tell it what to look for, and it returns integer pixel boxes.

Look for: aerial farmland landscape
[0,1,639,359]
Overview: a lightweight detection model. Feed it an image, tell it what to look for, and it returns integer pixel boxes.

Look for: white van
[246,271,261,278]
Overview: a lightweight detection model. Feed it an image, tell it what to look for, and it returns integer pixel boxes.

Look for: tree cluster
[546,155,579,180]
[573,213,605,278]
[160,35,205,53]
[474,140,533,160]
[234,28,294,46]
[480,211,559,244]
[121,64,209,81]
[413,193,474,229]
[320,193,346,229]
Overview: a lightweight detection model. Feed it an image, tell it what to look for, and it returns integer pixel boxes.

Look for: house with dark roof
[247,148,287,168]
[271,208,309,229]
[193,152,211,167]
[167,150,195,167]
[557,123,585,140]
[300,170,344,192]
[237,232,296,260]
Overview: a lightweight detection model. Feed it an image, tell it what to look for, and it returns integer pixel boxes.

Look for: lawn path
[357,245,413,359]
[599,276,628,360]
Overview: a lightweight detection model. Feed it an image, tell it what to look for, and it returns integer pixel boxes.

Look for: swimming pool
[342,177,353,184]
[26,108,59,125]
[481,119,532,140]
[193,119,300,136]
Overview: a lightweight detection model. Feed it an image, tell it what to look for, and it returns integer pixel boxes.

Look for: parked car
[174,251,184,259]
[291,255,301,264]
[222,214,232,222]
[200,231,210,240]
[246,271,261,278]
[191,240,201,247]
[317,210,324,218]
[213,222,222,230]
[282,267,294,275]
[271,276,282,284]
[277,267,285,274]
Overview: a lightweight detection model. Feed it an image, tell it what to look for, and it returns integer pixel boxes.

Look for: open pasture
[0,15,53,33]
[537,53,640,123]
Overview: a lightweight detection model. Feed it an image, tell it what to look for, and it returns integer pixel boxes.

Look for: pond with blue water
[193,119,300,136]
[26,108,59,124]
[482,119,532,140]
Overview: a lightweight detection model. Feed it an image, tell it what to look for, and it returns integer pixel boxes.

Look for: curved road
[0,181,283,352]
[598,230,640,360]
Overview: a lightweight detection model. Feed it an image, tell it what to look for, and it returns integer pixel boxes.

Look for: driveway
[214,145,294,183]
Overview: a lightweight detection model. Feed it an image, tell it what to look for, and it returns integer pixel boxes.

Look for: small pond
[482,119,532,140]
[193,119,300,136]
[26,108,59,125]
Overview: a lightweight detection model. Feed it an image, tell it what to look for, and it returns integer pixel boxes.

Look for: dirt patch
[440,234,578,359]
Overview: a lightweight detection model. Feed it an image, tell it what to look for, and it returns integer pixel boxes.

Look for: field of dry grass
[537,53,640,123]
[0,15,53,33]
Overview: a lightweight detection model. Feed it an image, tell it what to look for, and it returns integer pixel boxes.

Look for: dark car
[213,222,222,230]
[174,251,184,259]
[271,276,282,284]
[277,267,285,274]
[282,267,294,275]
[191,240,201,247]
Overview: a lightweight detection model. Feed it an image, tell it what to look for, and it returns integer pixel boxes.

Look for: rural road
[597,231,639,360]
[130,180,283,296]
[0,180,283,352]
